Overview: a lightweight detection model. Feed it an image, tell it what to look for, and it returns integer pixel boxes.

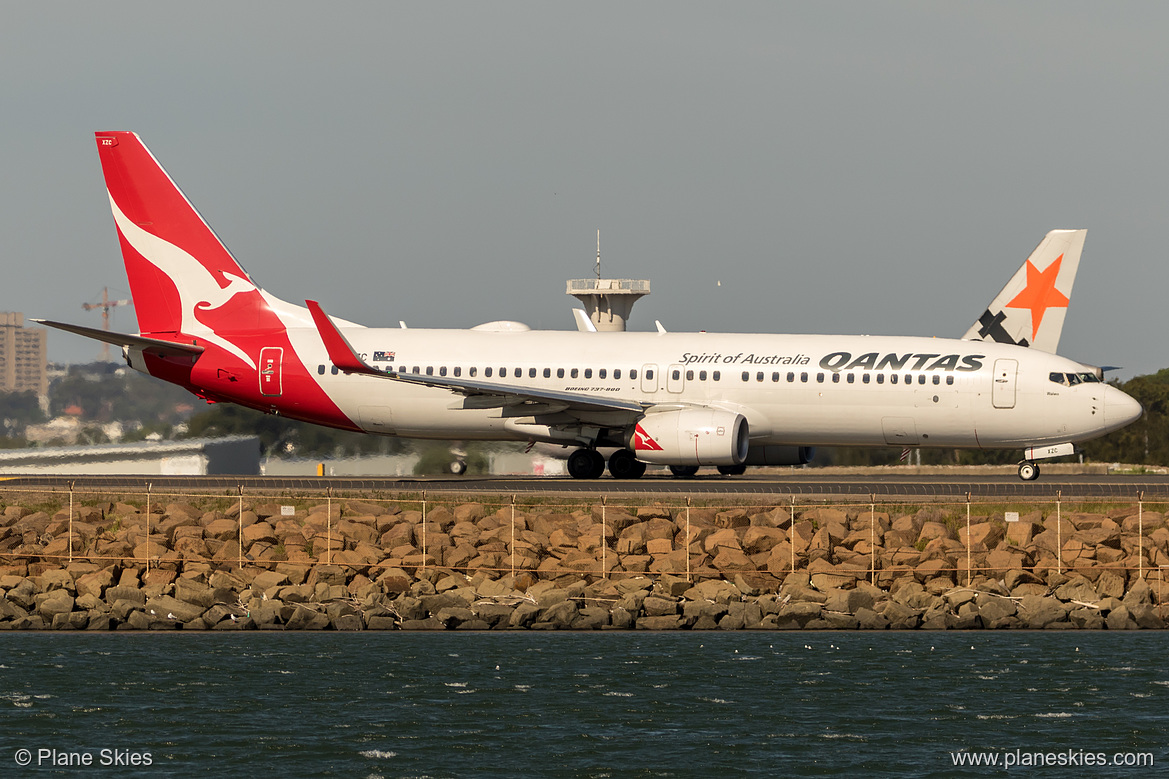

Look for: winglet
[306,300,382,375]
[572,309,598,333]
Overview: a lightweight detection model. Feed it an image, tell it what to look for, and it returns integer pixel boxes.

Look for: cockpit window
[1051,371,1102,386]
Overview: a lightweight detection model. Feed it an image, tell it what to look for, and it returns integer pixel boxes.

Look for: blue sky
[2,3,1166,377]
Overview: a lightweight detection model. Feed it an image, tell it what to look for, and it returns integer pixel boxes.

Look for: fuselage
[135,320,1141,453]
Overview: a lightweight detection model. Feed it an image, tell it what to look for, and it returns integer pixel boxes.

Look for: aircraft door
[259,347,283,396]
[667,364,685,393]
[641,364,658,393]
[992,359,1017,409]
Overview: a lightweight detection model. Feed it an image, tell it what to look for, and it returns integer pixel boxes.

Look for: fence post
[965,493,971,586]
[1056,490,1062,574]
[601,496,607,580]
[510,494,516,579]
[145,482,152,574]
[68,481,75,565]
[1138,491,1144,582]
[238,485,244,570]
[325,487,333,566]
[790,496,796,576]
[685,497,692,582]
[421,490,427,574]
[869,497,876,586]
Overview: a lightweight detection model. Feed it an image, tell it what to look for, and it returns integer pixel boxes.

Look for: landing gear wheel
[1018,461,1040,481]
[608,449,647,479]
[448,460,467,476]
[568,448,606,479]
[669,465,700,478]
[717,464,747,476]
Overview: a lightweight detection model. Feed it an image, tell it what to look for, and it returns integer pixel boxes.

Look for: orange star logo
[1005,253,1070,341]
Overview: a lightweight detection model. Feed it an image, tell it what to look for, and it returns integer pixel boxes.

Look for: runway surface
[2,473,1168,501]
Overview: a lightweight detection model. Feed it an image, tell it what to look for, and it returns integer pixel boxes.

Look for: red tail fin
[96,132,275,366]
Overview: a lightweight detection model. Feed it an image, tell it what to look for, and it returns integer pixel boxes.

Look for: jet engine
[628,408,749,466]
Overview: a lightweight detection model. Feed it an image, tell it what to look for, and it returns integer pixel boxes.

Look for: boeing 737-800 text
[39,132,1143,481]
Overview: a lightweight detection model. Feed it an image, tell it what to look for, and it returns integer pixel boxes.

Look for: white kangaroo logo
[109,193,257,369]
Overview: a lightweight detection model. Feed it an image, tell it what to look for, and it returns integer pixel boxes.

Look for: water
[1,632,1166,777]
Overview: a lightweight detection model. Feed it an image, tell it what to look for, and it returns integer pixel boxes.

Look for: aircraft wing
[307,301,647,415]
[33,319,205,358]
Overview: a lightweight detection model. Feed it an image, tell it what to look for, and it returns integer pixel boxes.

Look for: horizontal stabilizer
[34,319,204,357]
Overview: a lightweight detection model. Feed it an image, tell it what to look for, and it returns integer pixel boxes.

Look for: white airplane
[40,132,1142,481]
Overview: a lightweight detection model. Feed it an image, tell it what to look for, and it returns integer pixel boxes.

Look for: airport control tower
[566,232,650,332]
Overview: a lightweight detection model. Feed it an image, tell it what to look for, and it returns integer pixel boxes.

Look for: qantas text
[818,352,984,373]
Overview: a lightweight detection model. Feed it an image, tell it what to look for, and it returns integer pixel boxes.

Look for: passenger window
[614,369,622,379]
[862,374,870,384]
[439,366,447,376]
[801,372,808,383]
[332,366,339,375]
[917,375,925,385]
[904,374,911,385]
[571,368,579,378]
[672,369,681,380]
[932,375,940,385]
[485,367,493,377]
[557,368,565,379]
[742,371,750,382]
[470,367,477,377]
[454,367,461,377]
[816,373,824,383]
[647,369,655,380]
[946,376,954,385]
[631,369,638,380]
[772,372,780,382]
[599,369,607,379]
[832,373,840,384]
[699,371,707,381]
[499,367,506,377]
[585,369,593,379]
[891,374,898,385]
[847,374,855,384]
[712,371,719,381]
[317,365,325,375]
[787,372,795,382]
[686,370,694,381]
[543,368,551,378]
[757,372,764,382]
[877,374,884,384]
[528,368,536,378]
[412,367,420,374]
[426,367,434,376]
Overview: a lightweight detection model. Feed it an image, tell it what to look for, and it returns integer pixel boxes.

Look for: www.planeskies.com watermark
[951,749,1154,769]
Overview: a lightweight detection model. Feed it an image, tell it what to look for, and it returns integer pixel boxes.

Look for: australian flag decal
[372,351,395,362]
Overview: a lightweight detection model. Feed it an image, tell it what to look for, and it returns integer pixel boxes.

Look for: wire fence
[1,485,1167,598]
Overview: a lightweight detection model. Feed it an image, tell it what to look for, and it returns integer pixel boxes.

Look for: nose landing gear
[1017,461,1040,481]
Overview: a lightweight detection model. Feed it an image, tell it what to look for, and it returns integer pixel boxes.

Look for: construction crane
[82,287,132,361]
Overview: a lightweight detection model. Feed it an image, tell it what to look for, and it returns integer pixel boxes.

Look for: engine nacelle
[628,408,749,466]
[745,445,816,466]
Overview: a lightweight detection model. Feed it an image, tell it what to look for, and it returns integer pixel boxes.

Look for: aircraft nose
[1104,385,1143,428]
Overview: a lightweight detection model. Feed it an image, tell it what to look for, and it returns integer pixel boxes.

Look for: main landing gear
[1017,461,1040,482]
[566,448,647,479]
[567,448,607,479]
